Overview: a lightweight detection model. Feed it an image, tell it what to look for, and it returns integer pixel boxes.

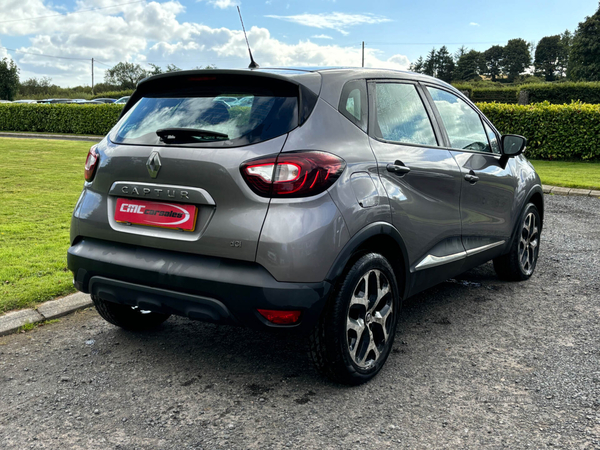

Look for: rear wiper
[156,128,229,142]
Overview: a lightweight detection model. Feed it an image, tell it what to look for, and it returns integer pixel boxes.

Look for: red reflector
[257,309,302,325]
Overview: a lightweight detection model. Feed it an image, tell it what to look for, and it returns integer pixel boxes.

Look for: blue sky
[0,0,598,86]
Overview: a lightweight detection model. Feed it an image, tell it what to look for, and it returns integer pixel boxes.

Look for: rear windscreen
[110,78,299,147]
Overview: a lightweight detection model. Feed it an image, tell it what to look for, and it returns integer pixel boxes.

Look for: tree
[104,62,148,89]
[454,45,468,62]
[568,4,600,81]
[483,45,504,81]
[19,76,52,97]
[502,38,531,81]
[0,58,20,101]
[165,64,181,72]
[435,46,455,82]
[148,63,163,76]
[557,30,573,77]
[423,48,437,76]
[455,50,484,81]
[409,56,425,73]
[534,35,562,81]
[147,63,181,76]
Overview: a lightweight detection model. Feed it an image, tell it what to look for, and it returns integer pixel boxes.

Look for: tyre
[91,295,170,331]
[309,253,400,385]
[493,202,541,281]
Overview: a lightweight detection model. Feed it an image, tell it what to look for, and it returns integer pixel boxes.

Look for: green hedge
[471,87,520,104]
[92,90,133,100]
[456,82,600,105]
[1,102,599,161]
[0,103,124,135]
[477,101,600,160]
[525,82,600,104]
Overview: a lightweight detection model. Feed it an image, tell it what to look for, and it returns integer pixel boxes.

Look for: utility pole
[361,41,364,67]
[91,58,94,95]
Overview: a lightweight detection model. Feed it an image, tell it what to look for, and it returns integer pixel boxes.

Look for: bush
[455,81,600,104]
[471,87,520,103]
[477,101,600,160]
[92,90,133,100]
[0,103,124,135]
[524,82,600,104]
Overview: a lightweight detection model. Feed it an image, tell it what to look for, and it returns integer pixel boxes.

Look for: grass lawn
[530,160,600,190]
[0,138,90,313]
[0,130,104,138]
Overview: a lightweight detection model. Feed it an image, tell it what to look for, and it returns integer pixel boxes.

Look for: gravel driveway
[1,194,598,450]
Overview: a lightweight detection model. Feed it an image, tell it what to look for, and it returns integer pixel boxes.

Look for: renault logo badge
[146,151,161,178]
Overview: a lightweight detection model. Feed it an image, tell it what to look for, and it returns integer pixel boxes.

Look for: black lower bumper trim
[90,276,237,324]
[68,238,332,332]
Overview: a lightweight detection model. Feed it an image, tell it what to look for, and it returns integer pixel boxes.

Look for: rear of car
[68,69,342,331]
[68,68,543,385]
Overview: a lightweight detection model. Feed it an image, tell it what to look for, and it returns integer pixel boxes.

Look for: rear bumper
[67,238,332,333]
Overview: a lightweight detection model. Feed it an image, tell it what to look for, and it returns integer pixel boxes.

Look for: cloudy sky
[0,0,597,87]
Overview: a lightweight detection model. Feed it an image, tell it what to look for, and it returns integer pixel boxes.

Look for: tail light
[240,151,346,198]
[84,145,99,182]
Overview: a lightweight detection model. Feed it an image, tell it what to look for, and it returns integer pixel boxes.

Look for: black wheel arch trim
[506,184,544,252]
[325,222,411,300]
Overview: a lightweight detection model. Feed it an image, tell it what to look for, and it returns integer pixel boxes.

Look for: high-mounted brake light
[240,151,346,198]
[84,145,99,182]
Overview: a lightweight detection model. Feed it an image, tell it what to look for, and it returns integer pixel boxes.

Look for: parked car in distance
[68,68,543,385]
[114,96,130,104]
[93,98,116,103]
[11,99,37,103]
[37,98,71,103]
[0,100,12,103]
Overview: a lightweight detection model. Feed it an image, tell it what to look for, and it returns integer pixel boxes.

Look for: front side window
[483,122,500,154]
[373,83,437,146]
[427,87,491,152]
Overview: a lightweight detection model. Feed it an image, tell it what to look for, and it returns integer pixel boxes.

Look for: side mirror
[501,134,527,156]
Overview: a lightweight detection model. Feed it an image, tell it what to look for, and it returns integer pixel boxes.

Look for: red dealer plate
[115,198,198,231]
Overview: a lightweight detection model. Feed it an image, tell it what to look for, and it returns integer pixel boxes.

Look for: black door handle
[464,171,479,183]
[386,160,411,175]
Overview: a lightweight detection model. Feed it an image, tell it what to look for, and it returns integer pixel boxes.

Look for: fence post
[518,89,529,105]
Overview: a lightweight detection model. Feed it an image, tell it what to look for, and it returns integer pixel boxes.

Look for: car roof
[133,67,460,106]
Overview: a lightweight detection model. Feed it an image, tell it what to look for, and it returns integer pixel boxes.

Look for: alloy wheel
[346,269,394,369]
[518,212,539,276]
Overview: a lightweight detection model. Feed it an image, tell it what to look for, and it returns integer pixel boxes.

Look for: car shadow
[102,261,508,388]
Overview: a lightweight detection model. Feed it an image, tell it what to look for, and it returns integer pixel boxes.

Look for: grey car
[68,68,543,384]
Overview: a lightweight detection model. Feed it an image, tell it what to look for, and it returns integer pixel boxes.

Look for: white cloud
[198,0,238,8]
[312,34,333,40]
[469,22,480,26]
[0,1,409,86]
[265,12,391,35]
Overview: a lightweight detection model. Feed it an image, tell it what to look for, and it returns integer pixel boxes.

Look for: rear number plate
[115,198,197,231]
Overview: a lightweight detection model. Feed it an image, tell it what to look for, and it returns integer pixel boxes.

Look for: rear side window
[427,87,491,152]
[373,83,437,147]
[338,80,367,131]
[111,77,299,147]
